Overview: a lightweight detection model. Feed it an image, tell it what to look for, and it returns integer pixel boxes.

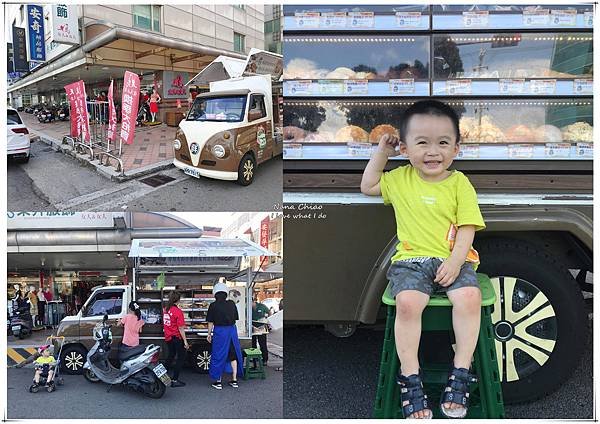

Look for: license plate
[12,326,20,332]
[183,167,201,179]
[152,364,171,385]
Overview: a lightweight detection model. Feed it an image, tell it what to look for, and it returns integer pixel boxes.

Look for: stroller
[28,336,65,393]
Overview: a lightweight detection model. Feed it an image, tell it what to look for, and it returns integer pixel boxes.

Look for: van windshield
[187,96,247,122]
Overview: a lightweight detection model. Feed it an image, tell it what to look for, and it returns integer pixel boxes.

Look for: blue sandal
[440,367,478,418]
[397,373,433,419]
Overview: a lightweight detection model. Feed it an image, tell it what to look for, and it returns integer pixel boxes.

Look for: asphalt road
[7,366,282,419]
[8,141,282,212]
[283,323,593,419]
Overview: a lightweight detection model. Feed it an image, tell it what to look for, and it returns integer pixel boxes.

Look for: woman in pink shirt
[118,302,145,348]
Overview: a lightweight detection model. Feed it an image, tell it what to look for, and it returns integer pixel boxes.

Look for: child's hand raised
[376,133,402,157]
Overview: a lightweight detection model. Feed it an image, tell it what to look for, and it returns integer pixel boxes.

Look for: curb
[32,130,175,183]
[7,347,38,367]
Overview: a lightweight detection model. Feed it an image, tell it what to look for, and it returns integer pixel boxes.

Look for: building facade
[263,4,282,54]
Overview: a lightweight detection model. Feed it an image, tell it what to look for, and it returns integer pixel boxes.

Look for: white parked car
[262,297,282,314]
[7,108,31,162]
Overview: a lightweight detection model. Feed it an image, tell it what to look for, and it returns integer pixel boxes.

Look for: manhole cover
[139,174,176,187]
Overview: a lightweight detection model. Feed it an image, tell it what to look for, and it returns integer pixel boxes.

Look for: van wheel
[60,345,87,375]
[237,153,256,186]
[476,238,587,404]
[192,344,211,374]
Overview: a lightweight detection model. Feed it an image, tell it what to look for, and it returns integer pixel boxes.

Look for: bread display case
[284,5,430,31]
[283,98,592,160]
[283,35,430,97]
[283,4,593,163]
[433,33,593,96]
[432,5,593,30]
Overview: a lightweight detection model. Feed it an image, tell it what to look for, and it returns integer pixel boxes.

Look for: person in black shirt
[207,282,243,390]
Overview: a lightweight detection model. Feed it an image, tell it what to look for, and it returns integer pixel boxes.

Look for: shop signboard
[162,71,189,99]
[64,80,90,142]
[12,26,28,72]
[7,212,125,230]
[7,43,13,73]
[50,4,80,45]
[107,80,117,142]
[120,71,141,145]
[260,216,270,270]
[27,5,46,62]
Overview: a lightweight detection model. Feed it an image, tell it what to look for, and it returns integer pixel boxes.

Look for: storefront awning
[129,238,276,258]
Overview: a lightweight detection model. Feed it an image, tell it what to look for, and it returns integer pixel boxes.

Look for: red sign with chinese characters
[260,216,270,270]
[120,71,141,145]
[64,80,90,142]
[107,79,117,142]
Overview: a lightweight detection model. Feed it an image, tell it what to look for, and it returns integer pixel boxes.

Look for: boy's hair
[400,100,460,144]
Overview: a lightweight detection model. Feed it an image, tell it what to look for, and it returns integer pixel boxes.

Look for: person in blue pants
[207,282,244,390]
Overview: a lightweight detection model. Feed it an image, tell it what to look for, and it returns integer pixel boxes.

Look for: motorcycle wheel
[145,377,166,399]
[83,369,101,383]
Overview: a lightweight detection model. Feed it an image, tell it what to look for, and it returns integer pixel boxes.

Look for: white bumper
[173,158,238,181]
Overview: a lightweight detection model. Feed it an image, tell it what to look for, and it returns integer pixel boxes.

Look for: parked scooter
[57,104,70,121]
[37,106,56,123]
[83,314,170,398]
[10,303,33,339]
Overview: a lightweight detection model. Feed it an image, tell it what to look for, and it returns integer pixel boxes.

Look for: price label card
[584,11,593,27]
[349,12,374,28]
[318,80,344,95]
[321,12,347,28]
[523,9,550,26]
[463,11,489,27]
[389,79,415,94]
[347,142,373,157]
[457,144,480,159]
[576,142,593,158]
[499,79,525,94]
[283,143,303,159]
[530,79,556,95]
[508,144,534,159]
[574,79,593,94]
[446,79,472,95]
[295,12,320,28]
[550,9,577,26]
[395,12,422,28]
[545,143,571,158]
[288,80,313,95]
[344,80,369,95]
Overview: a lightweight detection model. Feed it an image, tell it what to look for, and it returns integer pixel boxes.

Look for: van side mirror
[248,110,262,122]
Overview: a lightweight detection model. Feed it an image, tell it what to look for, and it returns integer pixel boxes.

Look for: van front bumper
[173,158,238,181]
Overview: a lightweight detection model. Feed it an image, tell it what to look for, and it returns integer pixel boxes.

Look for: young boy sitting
[33,345,57,388]
[361,100,485,419]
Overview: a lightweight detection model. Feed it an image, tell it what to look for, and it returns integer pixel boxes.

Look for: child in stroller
[30,345,57,393]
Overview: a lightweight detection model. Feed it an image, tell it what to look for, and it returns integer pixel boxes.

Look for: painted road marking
[7,348,38,367]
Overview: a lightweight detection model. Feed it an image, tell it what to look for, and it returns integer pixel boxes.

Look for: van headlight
[173,139,181,150]
[212,144,226,158]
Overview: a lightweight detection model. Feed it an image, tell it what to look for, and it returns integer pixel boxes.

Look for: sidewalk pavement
[21,113,177,182]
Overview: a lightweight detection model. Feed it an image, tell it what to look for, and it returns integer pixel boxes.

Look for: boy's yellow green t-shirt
[35,356,56,365]
[380,165,485,264]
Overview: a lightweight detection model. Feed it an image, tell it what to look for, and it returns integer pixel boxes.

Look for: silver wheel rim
[490,276,557,383]
[196,350,211,370]
[243,160,254,181]
[65,351,84,371]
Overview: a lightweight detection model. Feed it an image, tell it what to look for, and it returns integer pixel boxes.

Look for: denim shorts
[387,258,480,299]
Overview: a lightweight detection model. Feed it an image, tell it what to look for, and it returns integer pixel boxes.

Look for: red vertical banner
[260,216,270,270]
[120,71,141,145]
[107,79,117,142]
[64,80,90,142]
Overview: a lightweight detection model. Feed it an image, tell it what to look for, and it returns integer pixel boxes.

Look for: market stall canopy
[186,48,283,86]
[129,237,276,258]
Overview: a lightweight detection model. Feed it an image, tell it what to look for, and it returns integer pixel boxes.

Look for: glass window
[234,32,245,53]
[249,94,267,119]
[84,290,124,317]
[187,95,248,122]
[7,110,22,125]
[234,5,245,10]
[133,5,161,32]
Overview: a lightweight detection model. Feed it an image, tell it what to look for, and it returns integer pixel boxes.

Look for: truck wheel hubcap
[490,276,557,383]
[196,351,210,370]
[243,161,253,180]
[65,352,84,370]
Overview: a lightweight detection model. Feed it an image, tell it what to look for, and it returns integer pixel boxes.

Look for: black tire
[145,376,167,399]
[83,368,101,383]
[191,343,211,374]
[60,345,87,375]
[21,154,30,164]
[476,238,587,404]
[237,153,256,186]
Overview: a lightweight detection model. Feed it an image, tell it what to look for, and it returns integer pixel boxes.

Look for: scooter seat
[119,345,147,361]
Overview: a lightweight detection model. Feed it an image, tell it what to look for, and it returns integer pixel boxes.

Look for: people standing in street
[163,291,189,387]
[207,282,244,390]
[37,288,46,327]
[252,298,271,368]
[28,288,38,327]
[118,301,145,350]
[149,88,161,122]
